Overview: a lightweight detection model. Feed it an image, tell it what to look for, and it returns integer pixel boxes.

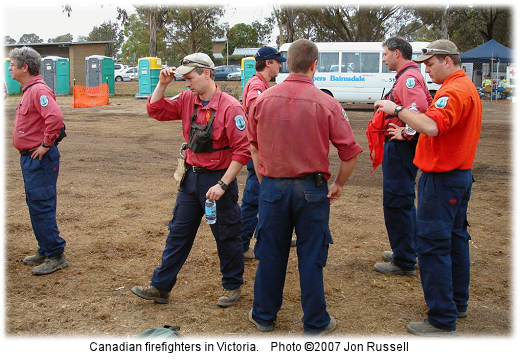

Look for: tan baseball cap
[414,39,459,63]
[174,53,215,75]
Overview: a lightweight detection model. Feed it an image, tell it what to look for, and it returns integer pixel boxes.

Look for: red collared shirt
[12,75,63,151]
[147,85,250,170]
[415,69,482,172]
[384,62,432,136]
[248,74,363,180]
[242,72,270,114]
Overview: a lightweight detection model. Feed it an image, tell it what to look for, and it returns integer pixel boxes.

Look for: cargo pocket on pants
[28,186,56,215]
[318,227,334,268]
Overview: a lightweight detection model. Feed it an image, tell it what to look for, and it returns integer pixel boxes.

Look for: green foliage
[18,33,43,44]
[225,23,259,56]
[48,34,73,43]
[87,21,123,58]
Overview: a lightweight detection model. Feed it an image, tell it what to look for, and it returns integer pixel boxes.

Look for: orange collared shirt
[414,69,482,172]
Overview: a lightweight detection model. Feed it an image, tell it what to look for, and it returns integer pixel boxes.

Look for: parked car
[214,65,241,81]
[227,71,241,81]
[115,67,137,82]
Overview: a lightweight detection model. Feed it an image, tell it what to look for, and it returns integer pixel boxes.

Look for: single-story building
[4,41,113,87]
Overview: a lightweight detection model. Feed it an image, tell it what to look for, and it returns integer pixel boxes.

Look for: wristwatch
[394,105,404,118]
[218,180,229,191]
[41,141,52,148]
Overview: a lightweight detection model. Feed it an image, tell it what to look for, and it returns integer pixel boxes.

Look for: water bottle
[205,199,216,224]
[404,103,418,136]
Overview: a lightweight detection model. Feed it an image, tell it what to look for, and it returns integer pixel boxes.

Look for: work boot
[374,262,415,276]
[407,320,456,337]
[291,237,297,247]
[23,253,46,265]
[131,284,170,304]
[381,250,393,262]
[304,316,337,336]
[217,287,241,307]
[248,309,274,332]
[32,253,68,275]
[243,248,255,260]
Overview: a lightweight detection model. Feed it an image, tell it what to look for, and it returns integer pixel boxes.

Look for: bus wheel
[321,89,333,97]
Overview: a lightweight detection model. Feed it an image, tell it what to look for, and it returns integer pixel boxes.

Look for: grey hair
[9,46,41,76]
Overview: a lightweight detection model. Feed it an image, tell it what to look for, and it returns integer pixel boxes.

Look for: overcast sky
[1,1,281,44]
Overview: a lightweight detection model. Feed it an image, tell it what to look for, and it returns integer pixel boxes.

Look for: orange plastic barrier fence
[72,83,109,108]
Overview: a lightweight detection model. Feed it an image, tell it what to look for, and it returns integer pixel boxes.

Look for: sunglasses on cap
[421,48,453,55]
[180,58,212,68]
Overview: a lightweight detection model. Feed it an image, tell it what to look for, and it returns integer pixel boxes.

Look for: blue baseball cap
[255,46,286,62]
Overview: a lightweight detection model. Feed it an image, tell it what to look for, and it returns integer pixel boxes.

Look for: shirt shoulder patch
[40,95,49,107]
[342,108,349,122]
[435,96,450,109]
[405,77,416,89]
[234,114,246,131]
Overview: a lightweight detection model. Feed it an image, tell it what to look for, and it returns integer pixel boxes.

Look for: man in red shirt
[131,53,250,308]
[240,46,286,260]
[373,37,432,277]
[248,39,362,335]
[9,46,68,276]
[375,40,482,336]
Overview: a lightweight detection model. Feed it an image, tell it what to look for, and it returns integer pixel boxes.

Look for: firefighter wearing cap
[373,37,432,277]
[131,53,250,308]
[375,39,482,336]
[240,46,286,260]
[247,39,362,335]
[9,46,68,276]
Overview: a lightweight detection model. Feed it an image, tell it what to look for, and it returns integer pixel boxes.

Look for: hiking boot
[243,248,255,260]
[458,311,468,318]
[23,253,46,265]
[131,284,170,304]
[291,237,297,247]
[381,250,393,262]
[248,309,274,332]
[217,287,241,307]
[374,262,415,276]
[407,320,456,337]
[32,253,68,275]
[304,316,337,336]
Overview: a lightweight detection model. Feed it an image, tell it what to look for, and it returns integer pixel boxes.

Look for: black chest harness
[187,104,229,154]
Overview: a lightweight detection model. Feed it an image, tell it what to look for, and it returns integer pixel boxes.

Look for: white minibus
[276,41,440,103]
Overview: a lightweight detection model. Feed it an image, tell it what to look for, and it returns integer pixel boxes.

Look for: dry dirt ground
[3,81,513,339]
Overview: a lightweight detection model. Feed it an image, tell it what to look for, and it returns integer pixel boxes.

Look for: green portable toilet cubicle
[136,57,162,98]
[41,56,70,95]
[4,58,21,95]
[241,57,256,92]
[85,55,114,95]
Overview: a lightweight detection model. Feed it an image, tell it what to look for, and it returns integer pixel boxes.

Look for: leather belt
[187,164,214,173]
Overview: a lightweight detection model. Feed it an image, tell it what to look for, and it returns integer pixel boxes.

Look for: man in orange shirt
[375,40,482,336]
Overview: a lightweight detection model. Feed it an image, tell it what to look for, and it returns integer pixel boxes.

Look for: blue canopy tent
[460,40,514,99]
[460,39,514,63]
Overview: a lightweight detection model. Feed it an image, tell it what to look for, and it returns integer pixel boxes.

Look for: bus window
[343,52,379,73]
[280,51,289,73]
[318,52,339,73]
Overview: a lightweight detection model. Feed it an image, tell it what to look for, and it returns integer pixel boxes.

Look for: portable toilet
[241,57,256,92]
[85,55,114,95]
[136,57,162,98]
[41,56,70,95]
[4,58,21,95]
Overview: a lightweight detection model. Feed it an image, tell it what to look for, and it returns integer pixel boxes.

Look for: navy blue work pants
[251,176,333,334]
[416,170,473,331]
[239,159,260,252]
[151,169,244,292]
[382,139,418,270]
[20,145,66,257]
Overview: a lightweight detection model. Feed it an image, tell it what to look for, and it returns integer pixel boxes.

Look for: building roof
[232,48,260,56]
